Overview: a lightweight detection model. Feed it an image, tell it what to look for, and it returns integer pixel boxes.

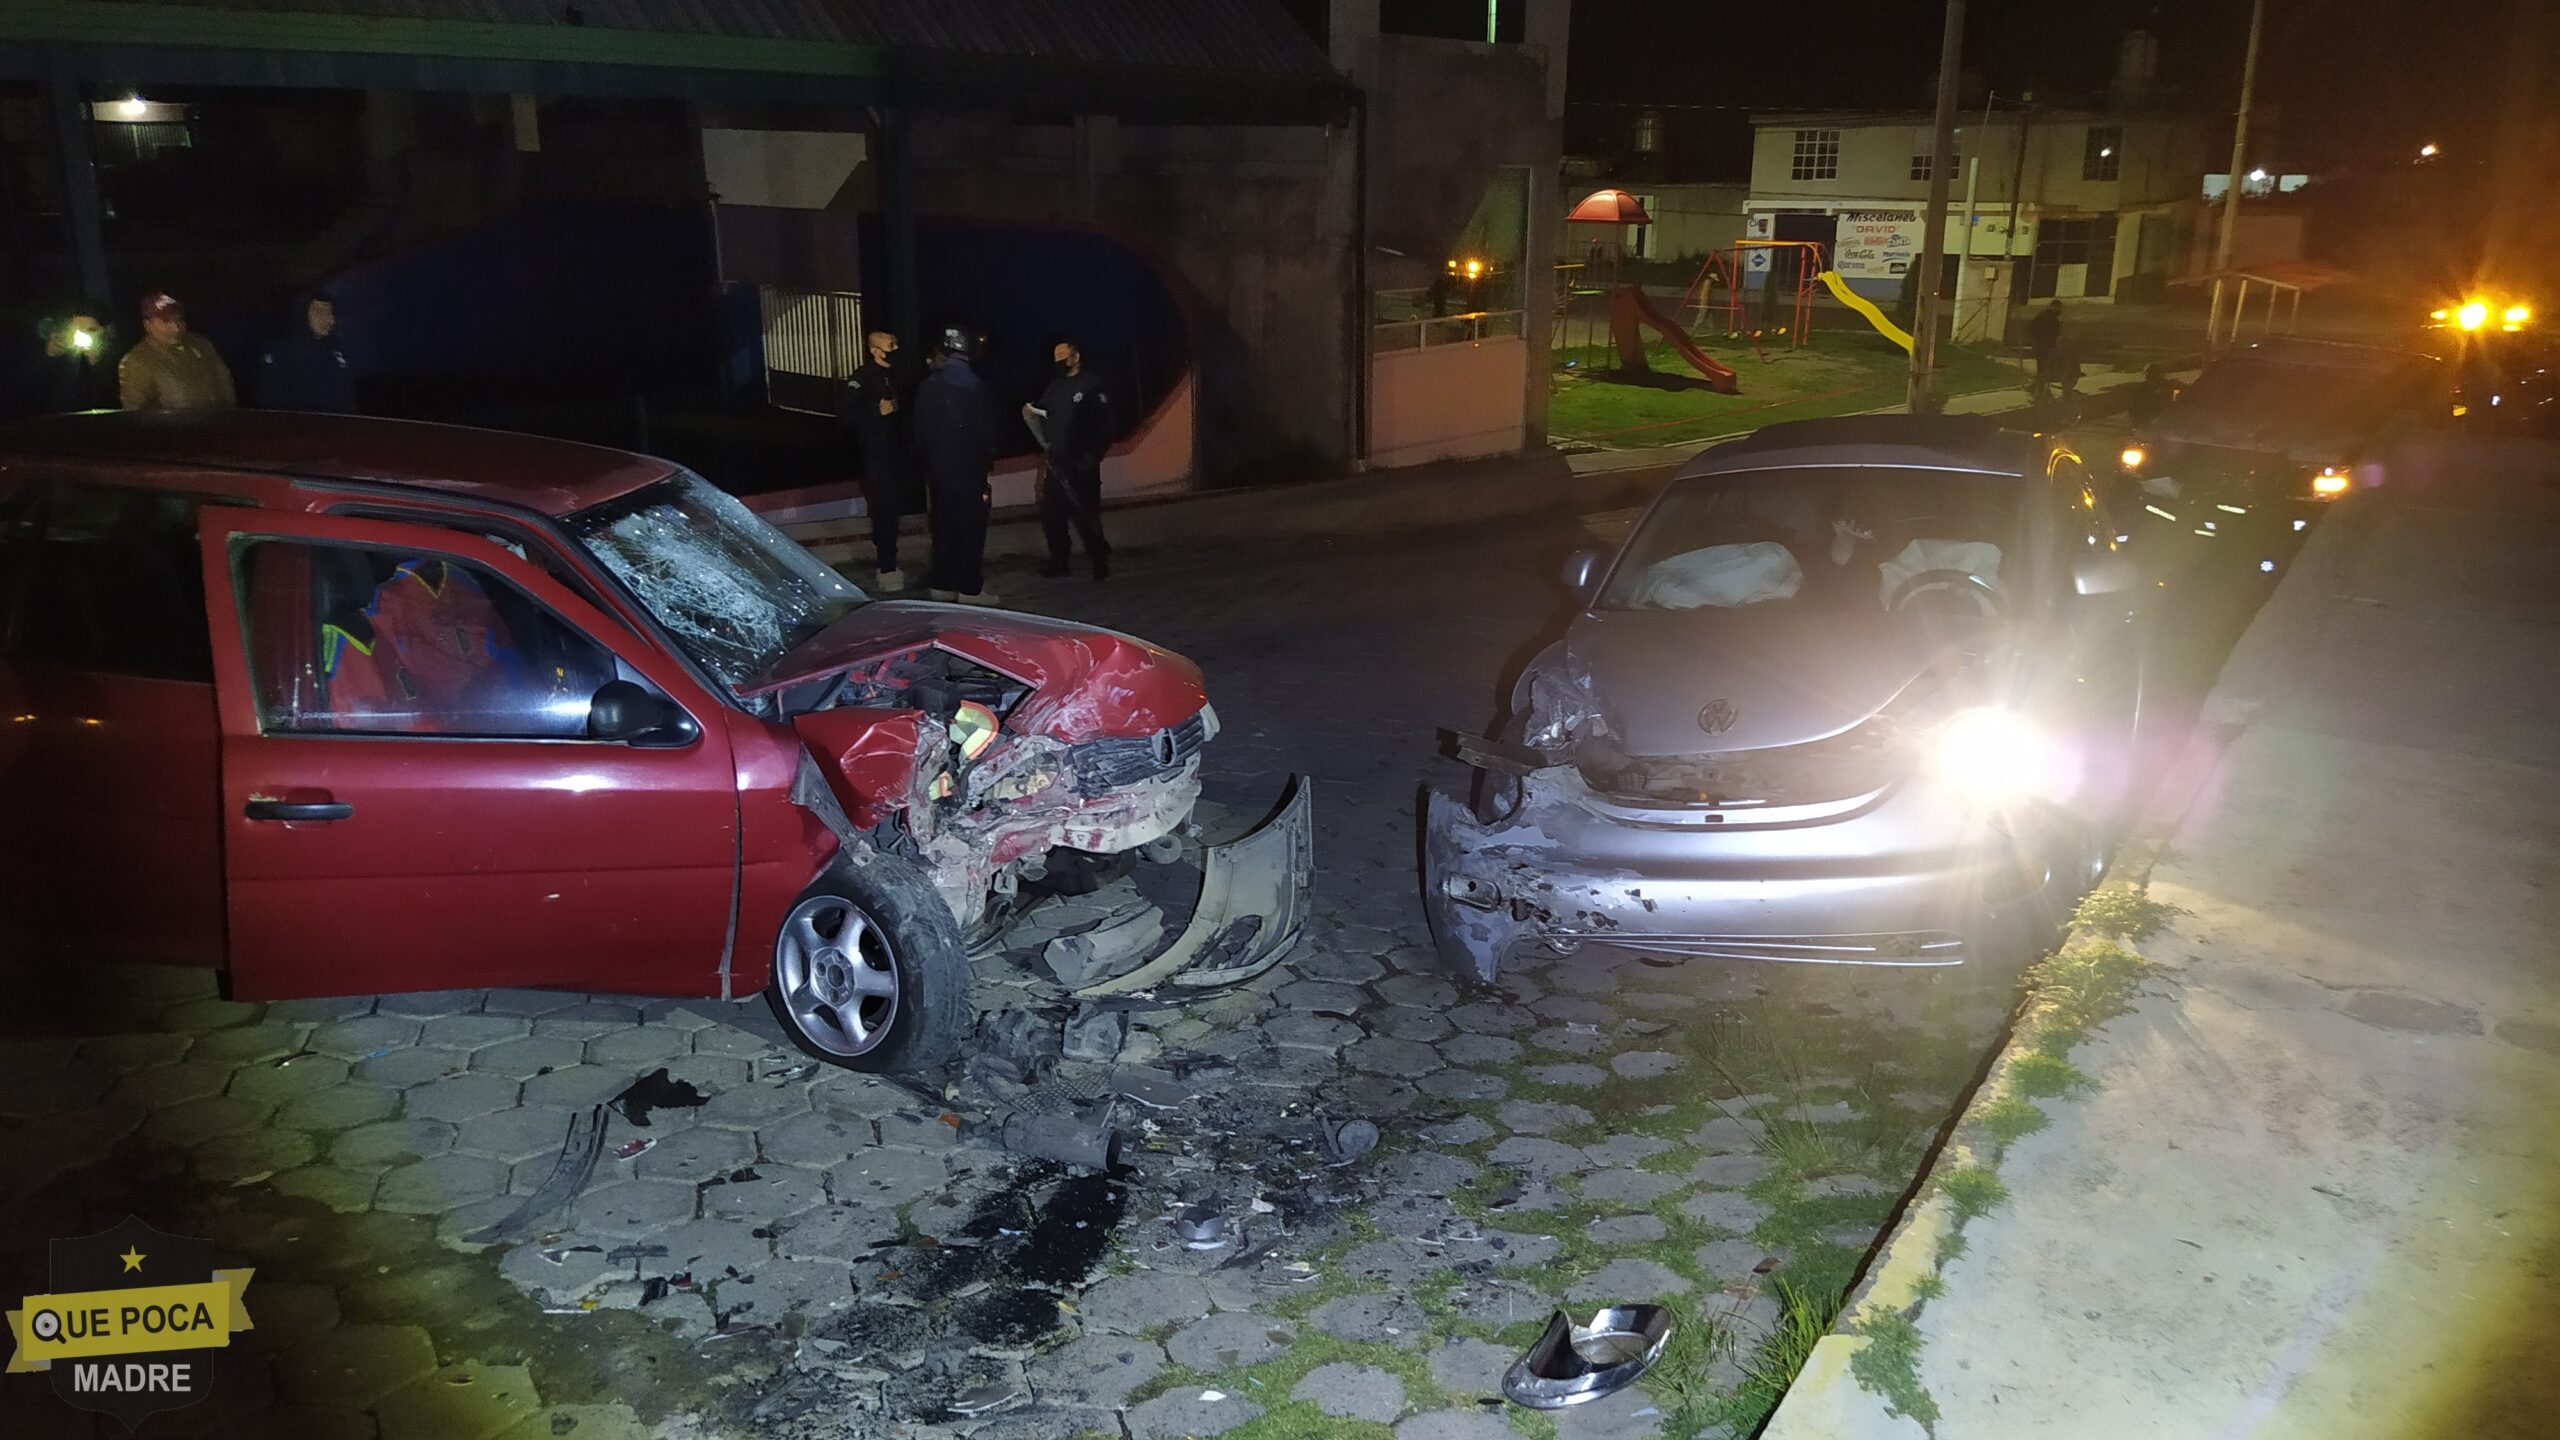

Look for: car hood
[1565,608,1992,755]
[750,600,1206,742]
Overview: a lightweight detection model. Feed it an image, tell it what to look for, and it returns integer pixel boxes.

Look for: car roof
[1678,414,2044,479]
[0,410,677,517]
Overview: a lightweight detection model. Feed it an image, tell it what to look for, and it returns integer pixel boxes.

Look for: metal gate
[757,286,863,416]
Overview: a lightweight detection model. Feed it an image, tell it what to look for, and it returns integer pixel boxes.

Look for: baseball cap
[139,293,184,320]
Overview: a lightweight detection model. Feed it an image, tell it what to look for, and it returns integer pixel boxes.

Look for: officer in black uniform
[838,329,918,591]
[1025,338,1115,581]
[912,325,1005,605]
[258,291,358,413]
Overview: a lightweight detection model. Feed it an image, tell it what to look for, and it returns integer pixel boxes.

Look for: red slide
[1609,284,1740,395]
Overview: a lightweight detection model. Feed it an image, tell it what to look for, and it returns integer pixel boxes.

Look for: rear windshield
[1600,466,2025,614]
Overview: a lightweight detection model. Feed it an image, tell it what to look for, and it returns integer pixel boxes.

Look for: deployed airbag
[1629,542,1803,610]
[1880,539,2003,608]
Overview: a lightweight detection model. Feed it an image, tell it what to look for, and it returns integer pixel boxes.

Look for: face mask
[1053,359,1073,376]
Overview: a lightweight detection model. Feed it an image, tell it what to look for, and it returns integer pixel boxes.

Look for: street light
[117,95,147,119]
[2419,142,2440,158]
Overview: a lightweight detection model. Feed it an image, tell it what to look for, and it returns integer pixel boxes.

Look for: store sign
[1835,210,1923,279]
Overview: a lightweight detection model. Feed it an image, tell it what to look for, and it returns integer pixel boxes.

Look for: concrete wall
[1351,28,1561,458]
[903,114,1358,487]
[1369,335,1529,468]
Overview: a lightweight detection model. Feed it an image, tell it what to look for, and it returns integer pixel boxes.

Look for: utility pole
[1908,0,1966,411]
[1951,91,1992,343]
[2207,0,2266,347]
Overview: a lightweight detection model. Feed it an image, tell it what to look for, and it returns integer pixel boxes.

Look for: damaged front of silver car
[1422,428,2148,987]
[1422,635,2111,985]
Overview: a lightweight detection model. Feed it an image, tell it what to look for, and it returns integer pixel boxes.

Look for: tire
[767,851,970,1076]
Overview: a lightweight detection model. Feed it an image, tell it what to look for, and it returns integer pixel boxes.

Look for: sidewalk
[1768,437,2560,1437]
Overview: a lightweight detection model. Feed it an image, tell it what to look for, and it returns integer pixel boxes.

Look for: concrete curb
[1758,840,2176,1439]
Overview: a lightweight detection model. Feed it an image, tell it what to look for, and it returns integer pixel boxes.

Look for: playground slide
[1609,285,1740,394]
[1816,270,1913,353]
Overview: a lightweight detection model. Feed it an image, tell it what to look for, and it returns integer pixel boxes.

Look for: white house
[1740,104,2212,339]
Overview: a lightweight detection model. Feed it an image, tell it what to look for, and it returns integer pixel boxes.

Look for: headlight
[2119,445,2146,471]
[2310,466,2350,496]
[1931,706,2077,805]
[2457,301,2490,331]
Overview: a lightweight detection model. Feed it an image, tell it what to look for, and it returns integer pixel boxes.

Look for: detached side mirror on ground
[2072,551,2139,598]
[587,679,699,747]
[1560,547,1605,600]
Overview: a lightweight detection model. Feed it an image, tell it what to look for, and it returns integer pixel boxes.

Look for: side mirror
[1559,547,1606,600]
[2071,551,2138,598]
[587,679,697,746]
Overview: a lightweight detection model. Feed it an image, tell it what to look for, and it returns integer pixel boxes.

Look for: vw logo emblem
[1697,699,1739,736]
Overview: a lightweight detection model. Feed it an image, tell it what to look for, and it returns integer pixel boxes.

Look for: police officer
[1025,339,1115,581]
[839,329,918,592]
[258,291,358,413]
[912,325,1004,606]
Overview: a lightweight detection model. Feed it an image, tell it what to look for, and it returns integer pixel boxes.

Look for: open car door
[196,506,740,999]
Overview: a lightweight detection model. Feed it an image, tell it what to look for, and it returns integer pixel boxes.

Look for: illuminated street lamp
[2418,142,2440,158]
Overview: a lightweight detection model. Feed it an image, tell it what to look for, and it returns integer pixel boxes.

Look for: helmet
[936,325,979,360]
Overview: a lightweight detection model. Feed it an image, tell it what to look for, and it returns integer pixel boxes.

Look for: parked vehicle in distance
[2116,338,2445,574]
[1425,416,2148,982]
[0,412,1307,1076]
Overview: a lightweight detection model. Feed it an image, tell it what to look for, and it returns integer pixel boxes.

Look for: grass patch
[1912,1273,1947,1302]
[1221,1406,1396,1440]
[2006,1052,2087,1099]
[2072,884,2187,941]
[1651,1301,1741,1437]
[1850,1311,1941,1426]
[1548,329,2017,450]
[1974,1094,2050,1147]
[2026,936,2157,1052]
[1938,1166,2009,1221]
[1725,1279,1840,1431]
[1936,1231,1968,1265]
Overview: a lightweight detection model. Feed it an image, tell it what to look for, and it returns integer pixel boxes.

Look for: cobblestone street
[5,514,2040,1439]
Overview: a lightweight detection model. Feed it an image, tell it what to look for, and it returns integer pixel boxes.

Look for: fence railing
[2205,272,2303,348]
[1371,309,1528,353]
[758,286,864,415]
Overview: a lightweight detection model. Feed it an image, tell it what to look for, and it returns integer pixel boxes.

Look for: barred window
[2084,126,2123,181]
[1909,129,1961,182]
[1791,129,1841,181]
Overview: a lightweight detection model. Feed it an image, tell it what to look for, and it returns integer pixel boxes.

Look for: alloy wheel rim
[774,896,901,1057]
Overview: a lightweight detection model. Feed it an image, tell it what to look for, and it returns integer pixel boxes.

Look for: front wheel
[767,852,970,1076]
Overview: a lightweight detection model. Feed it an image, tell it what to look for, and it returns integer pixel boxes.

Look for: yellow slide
[1817,270,1913,353]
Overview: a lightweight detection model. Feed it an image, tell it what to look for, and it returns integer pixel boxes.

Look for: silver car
[1424,416,2148,982]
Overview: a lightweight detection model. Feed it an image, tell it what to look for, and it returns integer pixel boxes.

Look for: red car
[0,412,1305,1074]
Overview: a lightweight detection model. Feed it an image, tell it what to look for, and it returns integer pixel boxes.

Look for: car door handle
[243,798,354,823]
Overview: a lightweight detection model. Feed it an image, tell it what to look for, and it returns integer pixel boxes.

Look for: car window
[1600,466,2025,615]
[237,539,622,740]
[8,480,216,682]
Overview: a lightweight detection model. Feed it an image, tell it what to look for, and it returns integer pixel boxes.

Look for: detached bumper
[1072,774,1314,996]
[1421,776,2053,985]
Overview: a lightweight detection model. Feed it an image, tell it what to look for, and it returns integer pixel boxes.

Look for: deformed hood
[750,600,1206,742]
[1565,608,1986,756]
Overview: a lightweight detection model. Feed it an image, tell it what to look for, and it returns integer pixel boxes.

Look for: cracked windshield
[568,473,864,688]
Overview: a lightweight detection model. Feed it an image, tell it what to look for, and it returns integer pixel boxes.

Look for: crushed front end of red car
[755,602,1312,993]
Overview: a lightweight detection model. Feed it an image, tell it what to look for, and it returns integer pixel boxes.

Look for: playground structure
[1608,284,1738,393]
[1682,239,1829,348]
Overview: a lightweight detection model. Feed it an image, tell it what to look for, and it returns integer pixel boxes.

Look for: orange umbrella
[1567,188,1654,225]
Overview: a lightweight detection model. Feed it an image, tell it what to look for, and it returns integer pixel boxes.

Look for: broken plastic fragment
[615,1137,655,1160]
[1322,1118,1380,1166]
[1199,1390,1228,1403]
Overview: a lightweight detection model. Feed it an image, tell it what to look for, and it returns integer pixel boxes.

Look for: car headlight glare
[1932,706,2076,805]
[2119,445,2146,471]
[2311,466,2350,496]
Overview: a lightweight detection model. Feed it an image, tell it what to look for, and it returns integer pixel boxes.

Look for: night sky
[1333,0,2550,179]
